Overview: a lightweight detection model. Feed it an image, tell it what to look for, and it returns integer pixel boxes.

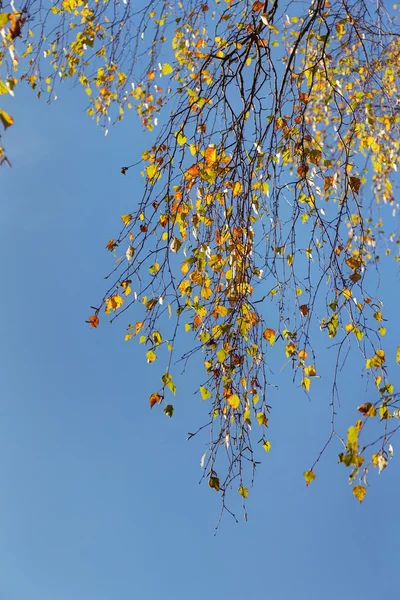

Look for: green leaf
[162,372,176,395]
[164,404,174,418]
[216,348,227,363]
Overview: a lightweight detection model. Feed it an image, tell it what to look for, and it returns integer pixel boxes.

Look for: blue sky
[1,77,400,599]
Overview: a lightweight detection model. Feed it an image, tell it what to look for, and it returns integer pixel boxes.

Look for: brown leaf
[9,13,26,40]
[299,304,309,316]
[349,176,361,194]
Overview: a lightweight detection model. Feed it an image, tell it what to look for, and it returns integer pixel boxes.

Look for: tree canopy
[1,0,400,511]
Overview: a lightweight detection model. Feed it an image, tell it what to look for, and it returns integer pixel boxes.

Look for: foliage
[2,0,400,512]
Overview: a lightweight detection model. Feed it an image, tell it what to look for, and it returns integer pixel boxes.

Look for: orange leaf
[205,146,217,166]
[263,328,276,345]
[185,164,199,180]
[149,392,162,408]
[252,1,264,10]
[106,239,117,252]
[89,315,99,328]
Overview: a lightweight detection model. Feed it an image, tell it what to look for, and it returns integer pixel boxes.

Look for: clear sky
[1,77,399,600]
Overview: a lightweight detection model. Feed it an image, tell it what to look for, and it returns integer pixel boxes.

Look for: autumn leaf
[9,13,26,40]
[257,412,268,426]
[164,404,174,418]
[161,63,173,76]
[106,239,117,252]
[304,365,316,377]
[149,392,162,408]
[126,245,135,261]
[349,177,361,194]
[303,470,316,486]
[200,386,211,400]
[238,486,249,498]
[205,145,217,166]
[208,475,220,491]
[352,485,366,503]
[0,13,10,27]
[299,304,309,316]
[0,108,14,129]
[357,402,377,417]
[232,181,243,197]
[176,131,187,146]
[146,349,157,364]
[227,393,240,409]
[88,315,99,328]
[262,440,271,452]
[121,214,132,227]
[263,328,275,346]
[185,164,199,180]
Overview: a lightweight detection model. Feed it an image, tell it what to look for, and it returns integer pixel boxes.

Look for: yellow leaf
[262,440,271,452]
[352,485,366,503]
[0,13,10,27]
[121,214,132,226]
[134,321,143,335]
[146,349,157,364]
[0,108,14,129]
[303,470,316,486]
[304,365,316,377]
[146,164,158,180]
[232,181,243,197]
[228,393,240,409]
[379,404,391,420]
[124,333,133,341]
[201,286,212,299]
[396,345,400,363]
[257,412,268,426]
[200,386,211,400]
[302,377,311,392]
[238,486,249,498]
[347,426,358,453]
[161,63,173,76]
[176,131,187,146]
[342,288,352,300]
